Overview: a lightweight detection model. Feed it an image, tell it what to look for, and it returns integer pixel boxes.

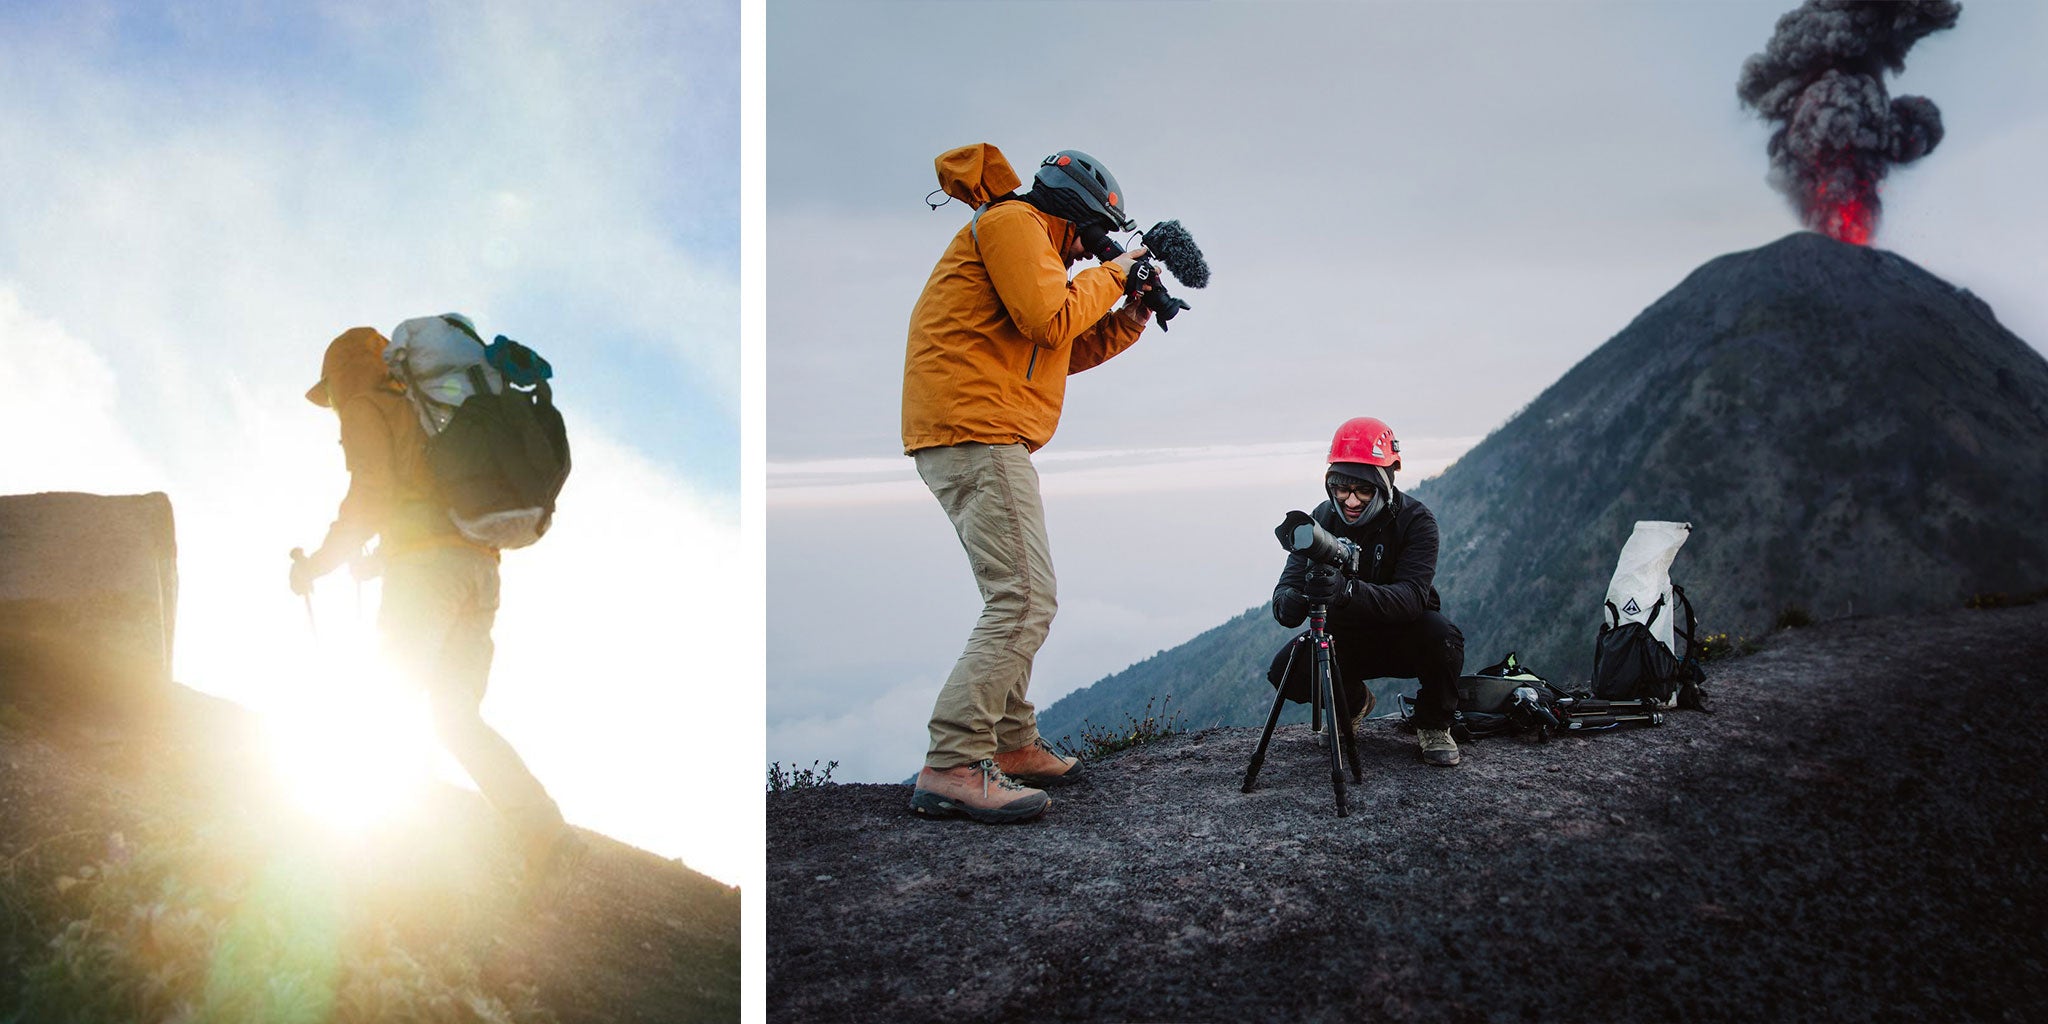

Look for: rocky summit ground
[0,686,740,1023]
[768,602,2048,1022]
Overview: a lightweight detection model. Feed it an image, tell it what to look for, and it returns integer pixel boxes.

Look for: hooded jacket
[303,327,476,576]
[1272,486,1444,632]
[901,144,1148,454]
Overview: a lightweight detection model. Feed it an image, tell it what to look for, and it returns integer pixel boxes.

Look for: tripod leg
[1328,658,1350,773]
[1329,638,1362,783]
[1310,671,1323,737]
[1242,671,1293,794]
[1242,640,1300,794]
[1314,637,1348,817]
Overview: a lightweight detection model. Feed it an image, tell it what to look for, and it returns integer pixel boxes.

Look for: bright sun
[254,580,443,831]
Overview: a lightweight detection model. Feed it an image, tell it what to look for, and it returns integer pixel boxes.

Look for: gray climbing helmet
[1031,150,1134,232]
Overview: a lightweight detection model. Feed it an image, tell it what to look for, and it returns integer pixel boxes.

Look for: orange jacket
[304,327,479,576]
[901,144,1148,454]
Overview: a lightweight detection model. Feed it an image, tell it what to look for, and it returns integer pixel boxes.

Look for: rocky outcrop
[0,492,178,712]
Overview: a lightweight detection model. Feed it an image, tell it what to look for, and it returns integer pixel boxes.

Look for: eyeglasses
[1331,483,1376,500]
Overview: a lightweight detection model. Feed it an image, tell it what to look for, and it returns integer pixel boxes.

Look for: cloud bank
[0,2,745,884]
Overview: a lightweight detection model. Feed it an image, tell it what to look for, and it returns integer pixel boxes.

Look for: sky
[0,1,749,886]
[766,0,2048,783]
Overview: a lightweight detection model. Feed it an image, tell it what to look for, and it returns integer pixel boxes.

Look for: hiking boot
[516,827,589,910]
[993,738,1085,788]
[522,826,588,882]
[1417,727,1461,767]
[910,760,1050,824]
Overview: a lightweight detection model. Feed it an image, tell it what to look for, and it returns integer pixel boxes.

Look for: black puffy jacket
[1271,489,1444,631]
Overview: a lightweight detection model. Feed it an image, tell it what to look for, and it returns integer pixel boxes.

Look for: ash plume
[1737,0,1961,245]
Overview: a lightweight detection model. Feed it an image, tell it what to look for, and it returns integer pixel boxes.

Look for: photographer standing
[903,144,1159,823]
[1271,417,1467,766]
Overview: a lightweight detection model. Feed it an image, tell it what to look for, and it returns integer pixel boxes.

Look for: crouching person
[1270,417,1466,766]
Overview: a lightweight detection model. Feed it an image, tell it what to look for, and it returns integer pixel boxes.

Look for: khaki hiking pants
[915,442,1058,769]
[379,544,563,840]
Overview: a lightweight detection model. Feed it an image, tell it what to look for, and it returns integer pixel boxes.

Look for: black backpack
[428,355,570,548]
[1401,651,1677,742]
[1589,584,1709,711]
[392,315,571,550]
[1398,652,1568,741]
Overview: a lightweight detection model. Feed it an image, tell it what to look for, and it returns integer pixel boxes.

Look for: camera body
[1275,510,1361,577]
[1078,223,1196,329]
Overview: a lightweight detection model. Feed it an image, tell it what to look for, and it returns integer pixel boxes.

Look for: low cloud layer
[767,439,1477,783]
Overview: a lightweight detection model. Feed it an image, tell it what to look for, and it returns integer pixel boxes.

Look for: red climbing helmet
[1327,416,1401,471]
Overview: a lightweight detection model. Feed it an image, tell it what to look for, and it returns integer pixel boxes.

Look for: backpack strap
[389,350,438,428]
[1671,583,1700,662]
[968,193,1027,250]
[440,315,486,346]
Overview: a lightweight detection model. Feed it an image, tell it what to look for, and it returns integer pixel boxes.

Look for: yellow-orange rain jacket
[902,144,1147,454]
[302,327,479,576]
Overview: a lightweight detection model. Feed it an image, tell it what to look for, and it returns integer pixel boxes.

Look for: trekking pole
[289,547,318,637]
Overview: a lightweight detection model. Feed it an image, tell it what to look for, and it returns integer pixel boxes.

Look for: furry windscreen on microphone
[1139,220,1209,289]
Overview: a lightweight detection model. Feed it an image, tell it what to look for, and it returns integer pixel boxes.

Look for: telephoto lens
[1275,510,1361,575]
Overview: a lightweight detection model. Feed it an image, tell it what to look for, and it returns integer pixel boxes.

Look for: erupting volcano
[1738,0,1960,245]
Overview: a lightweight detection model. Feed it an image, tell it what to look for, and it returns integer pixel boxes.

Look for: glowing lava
[1813,193,1873,246]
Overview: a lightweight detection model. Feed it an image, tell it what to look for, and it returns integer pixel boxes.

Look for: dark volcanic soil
[767,603,2048,1022]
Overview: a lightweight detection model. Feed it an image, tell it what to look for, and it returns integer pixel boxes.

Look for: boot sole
[1004,762,1086,789]
[909,790,1049,824]
[1008,773,1083,789]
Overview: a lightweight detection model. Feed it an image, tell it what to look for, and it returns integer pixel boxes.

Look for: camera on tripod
[1276,510,1360,579]
[1078,220,1209,331]
[1246,509,1368,816]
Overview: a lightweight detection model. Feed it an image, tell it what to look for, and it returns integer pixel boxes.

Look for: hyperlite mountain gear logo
[1622,597,1642,617]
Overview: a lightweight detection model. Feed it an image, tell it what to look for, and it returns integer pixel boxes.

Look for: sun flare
[254,581,442,832]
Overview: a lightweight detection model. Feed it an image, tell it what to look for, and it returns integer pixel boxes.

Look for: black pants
[1268,610,1465,730]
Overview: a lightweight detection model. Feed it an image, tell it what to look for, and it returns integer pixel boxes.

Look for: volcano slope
[768,601,2048,1022]
[1038,231,2048,744]
[0,685,739,1023]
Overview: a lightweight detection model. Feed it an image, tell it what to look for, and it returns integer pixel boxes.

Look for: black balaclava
[1326,462,1393,527]
[1021,187,1107,234]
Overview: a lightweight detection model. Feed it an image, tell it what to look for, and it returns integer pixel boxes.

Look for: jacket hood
[306,327,397,407]
[934,143,1023,208]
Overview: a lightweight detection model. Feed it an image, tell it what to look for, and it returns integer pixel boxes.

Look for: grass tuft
[766,760,839,793]
[1054,696,1187,761]
[1773,605,1814,630]
[1694,631,1763,663]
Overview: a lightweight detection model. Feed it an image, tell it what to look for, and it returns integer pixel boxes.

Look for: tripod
[1241,600,1363,816]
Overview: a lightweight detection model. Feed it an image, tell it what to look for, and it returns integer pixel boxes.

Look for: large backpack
[385,314,570,549]
[1588,521,1707,710]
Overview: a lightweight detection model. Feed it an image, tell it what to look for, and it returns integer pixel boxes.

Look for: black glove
[1303,568,1342,606]
[1272,589,1307,628]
